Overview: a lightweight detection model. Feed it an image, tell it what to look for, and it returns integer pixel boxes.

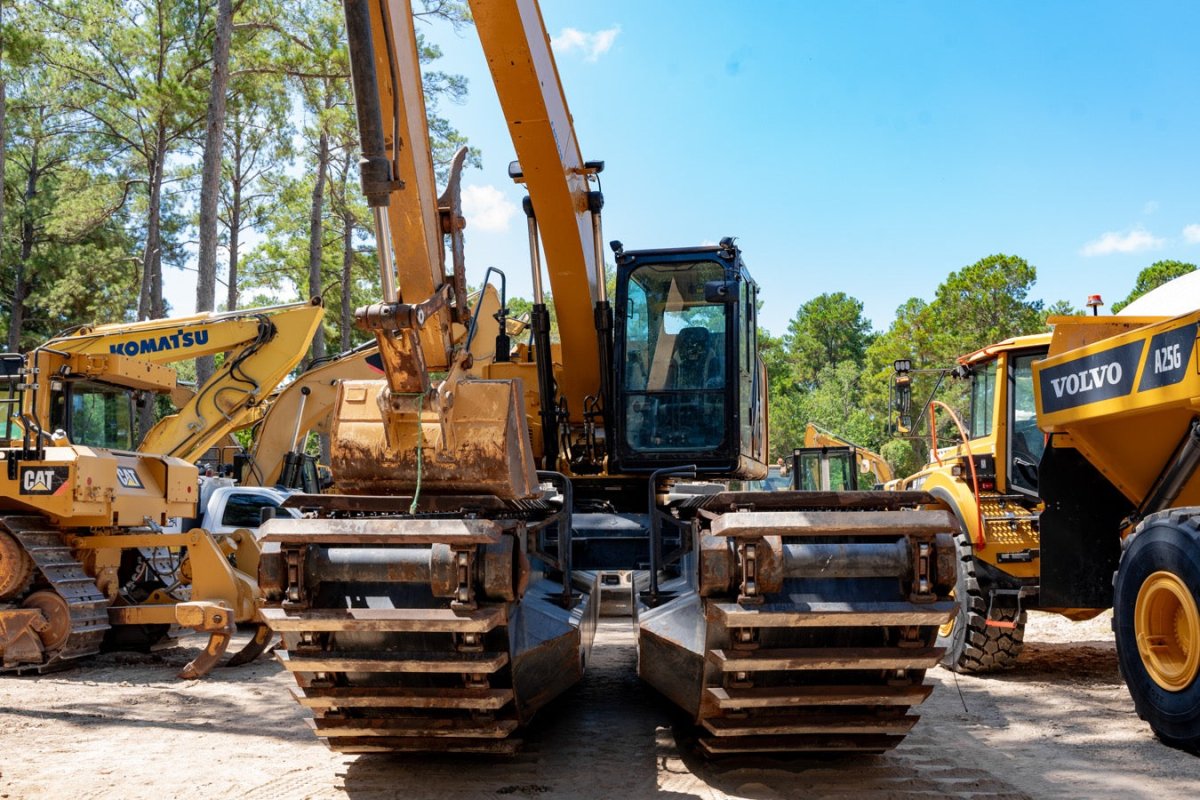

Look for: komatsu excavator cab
[611,238,767,478]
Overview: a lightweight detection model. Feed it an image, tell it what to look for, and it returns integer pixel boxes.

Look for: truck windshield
[51,381,135,451]
[623,260,728,452]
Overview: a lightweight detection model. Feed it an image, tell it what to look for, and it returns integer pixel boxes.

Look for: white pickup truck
[169,478,301,537]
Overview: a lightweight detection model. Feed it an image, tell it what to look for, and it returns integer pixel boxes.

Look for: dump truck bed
[1035,310,1200,507]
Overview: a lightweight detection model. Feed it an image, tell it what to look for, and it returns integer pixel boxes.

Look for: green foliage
[784,292,873,387]
[1044,299,1083,321]
[1110,260,1198,313]
[928,253,1044,357]
[880,439,920,478]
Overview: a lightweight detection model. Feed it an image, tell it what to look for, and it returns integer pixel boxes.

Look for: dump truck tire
[1114,510,1200,754]
[936,530,1026,673]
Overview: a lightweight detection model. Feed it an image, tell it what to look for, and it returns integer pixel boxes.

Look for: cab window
[969,362,996,440]
[221,493,282,528]
[622,261,728,452]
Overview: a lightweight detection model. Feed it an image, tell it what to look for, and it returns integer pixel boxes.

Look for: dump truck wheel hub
[1135,570,1200,692]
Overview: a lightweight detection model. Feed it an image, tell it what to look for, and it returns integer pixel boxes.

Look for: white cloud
[551,26,620,62]
[1080,227,1164,257]
[1143,200,1159,215]
[1184,224,1200,244]
[462,184,518,234]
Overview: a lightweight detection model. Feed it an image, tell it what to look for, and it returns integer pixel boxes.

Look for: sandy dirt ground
[2,611,1200,800]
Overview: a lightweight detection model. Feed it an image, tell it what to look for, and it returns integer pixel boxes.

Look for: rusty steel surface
[781,540,913,578]
[709,600,957,628]
[277,649,510,674]
[0,529,33,599]
[0,515,109,671]
[259,517,504,546]
[290,685,515,710]
[20,591,71,651]
[702,489,939,512]
[280,492,510,513]
[331,379,538,499]
[260,606,506,633]
[710,509,958,538]
[708,646,945,672]
[639,492,957,757]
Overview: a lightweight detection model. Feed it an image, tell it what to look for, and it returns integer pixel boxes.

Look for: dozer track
[638,490,957,757]
[258,502,596,755]
[0,515,110,671]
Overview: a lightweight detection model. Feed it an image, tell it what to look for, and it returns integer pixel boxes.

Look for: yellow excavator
[797,423,894,489]
[256,0,957,757]
[0,299,322,677]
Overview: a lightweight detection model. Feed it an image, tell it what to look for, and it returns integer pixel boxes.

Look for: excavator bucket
[331,379,538,500]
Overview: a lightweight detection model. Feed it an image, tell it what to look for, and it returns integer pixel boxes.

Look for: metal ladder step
[277,649,509,674]
[712,600,956,628]
[704,684,933,710]
[698,733,903,756]
[328,737,521,755]
[306,716,519,739]
[701,713,919,737]
[261,606,506,633]
[708,646,944,672]
[292,686,515,711]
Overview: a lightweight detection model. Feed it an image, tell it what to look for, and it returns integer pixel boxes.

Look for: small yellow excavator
[0,299,322,677]
[797,423,894,490]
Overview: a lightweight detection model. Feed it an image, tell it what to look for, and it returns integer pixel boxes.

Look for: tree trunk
[226,179,241,312]
[307,119,329,365]
[137,127,168,441]
[341,207,354,352]
[195,0,234,387]
[8,140,37,352]
[138,130,167,321]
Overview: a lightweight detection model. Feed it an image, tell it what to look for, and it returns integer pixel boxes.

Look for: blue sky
[158,2,1200,339]
[423,0,1200,337]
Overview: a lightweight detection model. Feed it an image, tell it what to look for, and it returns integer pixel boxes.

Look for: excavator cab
[46,379,137,451]
[611,239,766,477]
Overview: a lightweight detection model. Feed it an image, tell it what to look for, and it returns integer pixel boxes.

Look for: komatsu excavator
[257,0,958,757]
[0,299,322,677]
